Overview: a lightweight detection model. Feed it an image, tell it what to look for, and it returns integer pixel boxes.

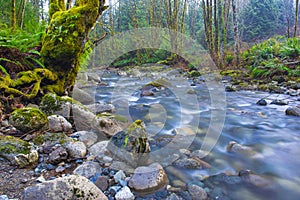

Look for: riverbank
[0,65,300,200]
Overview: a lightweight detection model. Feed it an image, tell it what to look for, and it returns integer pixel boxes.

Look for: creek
[92,67,300,200]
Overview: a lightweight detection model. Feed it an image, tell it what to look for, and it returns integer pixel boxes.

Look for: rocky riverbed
[0,65,300,200]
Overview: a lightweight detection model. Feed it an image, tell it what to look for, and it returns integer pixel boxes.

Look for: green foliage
[240,0,290,42]
[0,28,43,52]
[243,37,300,79]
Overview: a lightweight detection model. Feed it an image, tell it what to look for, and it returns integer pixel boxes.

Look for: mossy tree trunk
[41,0,107,95]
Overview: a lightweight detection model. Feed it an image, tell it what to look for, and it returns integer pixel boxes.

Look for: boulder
[226,141,256,156]
[72,86,94,105]
[129,163,169,194]
[65,141,87,158]
[48,115,72,132]
[9,107,48,133]
[172,157,211,169]
[256,99,267,106]
[86,103,115,114]
[0,136,38,167]
[88,141,110,161]
[71,131,98,147]
[73,161,101,179]
[91,113,128,139]
[47,146,68,164]
[187,184,208,200]
[22,175,107,200]
[39,93,72,118]
[286,106,300,117]
[107,120,150,167]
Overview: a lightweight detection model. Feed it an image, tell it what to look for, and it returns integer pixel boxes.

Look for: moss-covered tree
[41,0,107,94]
[0,0,107,107]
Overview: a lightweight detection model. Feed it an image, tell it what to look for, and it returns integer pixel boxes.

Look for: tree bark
[295,0,299,37]
[11,0,17,30]
[232,0,240,65]
[41,0,107,95]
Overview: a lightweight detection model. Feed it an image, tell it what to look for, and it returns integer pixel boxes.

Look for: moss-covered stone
[32,132,72,146]
[9,107,48,133]
[0,136,38,167]
[107,120,150,167]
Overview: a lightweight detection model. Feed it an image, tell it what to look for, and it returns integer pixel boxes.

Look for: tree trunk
[40,0,107,95]
[232,0,240,65]
[11,0,17,30]
[295,0,299,37]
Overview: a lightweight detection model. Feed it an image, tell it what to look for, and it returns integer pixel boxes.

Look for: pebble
[115,186,135,200]
[65,141,87,158]
[95,176,109,191]
[55,166,66,173]
[113,170,126,183]
[187,184,208,200]
[73,161,101,179]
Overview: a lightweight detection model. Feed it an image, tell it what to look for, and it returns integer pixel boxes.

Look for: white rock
[114,170,126,183]
[65,141,87,158]
[73,161,101,179]
[115,186,135,200]
[22,175,107,200]
[48,115,72,132]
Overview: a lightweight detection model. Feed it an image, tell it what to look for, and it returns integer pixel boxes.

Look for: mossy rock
[32,132,72,146]
[0,136,38,167]
[9,107,48,133]
[107,120,150,167]
[146,78,172,88]
[40,93,88,118]
[188,70,201,78]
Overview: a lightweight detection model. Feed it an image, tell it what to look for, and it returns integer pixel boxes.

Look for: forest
[0,0,300,200]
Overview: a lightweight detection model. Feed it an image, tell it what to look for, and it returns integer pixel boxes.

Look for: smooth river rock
[22,175,107,200]
[48,115,72,132]
[285,106,300,117]
[128,163,169,194]
[73,161,101,179]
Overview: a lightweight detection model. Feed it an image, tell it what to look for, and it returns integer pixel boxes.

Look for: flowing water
[92,68,300,200]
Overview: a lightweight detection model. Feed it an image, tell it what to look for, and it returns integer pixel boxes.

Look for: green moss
[146,78,171,88]
[9,107,48,133]
[188,70,201,78]
[32,132,71,146]
[0,136,31,155]
[97,112,128,123]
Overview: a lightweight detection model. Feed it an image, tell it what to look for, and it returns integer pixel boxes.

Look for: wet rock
[256,99,267,106]
[92,113,128,139]
[0,136,38,167]
[65,141,87,158]
[115,186,135,200]
[110,161,135,173]
[173,158,211,169]
[22,175,107,200]
[48,115,72,132]
[48,146,68,164]
[72,86,94,105]
[88,141,110,161]
[226,141,256,156]
[71,131,98,147]
[94,176,109,191]
[87,73,101,83]
[107,120,150,167]
[187,184,208,200]
[285,106,300,117]
[86,103,115,114]
[225,85,236,92]
[73,161,101,179]
[270,99,289,105]
[55,165,65,173]
[239,170,271,188]
[128,163,169,194]
[9,107,48,133]
[141,90,155,97]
